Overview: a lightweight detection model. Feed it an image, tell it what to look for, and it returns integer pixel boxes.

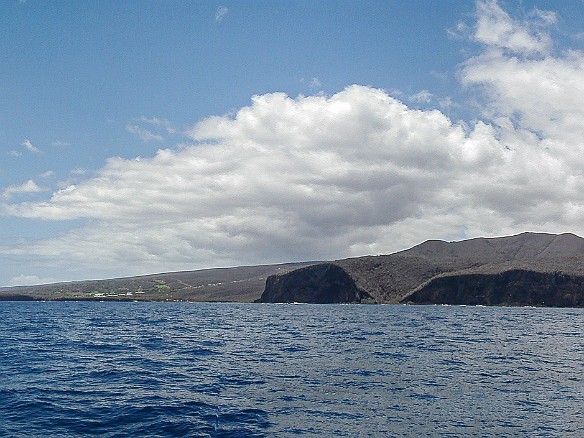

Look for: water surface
[0,302,582,436]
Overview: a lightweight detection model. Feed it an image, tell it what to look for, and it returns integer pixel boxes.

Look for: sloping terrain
[0,262,316,302]
[258,232,584,306]
[4,232,584,306]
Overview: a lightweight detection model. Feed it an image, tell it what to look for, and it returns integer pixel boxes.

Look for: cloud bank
[2,1,584,279]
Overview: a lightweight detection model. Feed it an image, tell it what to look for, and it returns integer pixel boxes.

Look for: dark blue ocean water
[0,302,583,437]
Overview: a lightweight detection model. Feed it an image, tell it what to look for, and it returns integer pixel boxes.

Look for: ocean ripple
[0,302,583,436]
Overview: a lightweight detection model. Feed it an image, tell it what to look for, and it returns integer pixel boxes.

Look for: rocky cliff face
[257,263,373,304]
[258,232,584,306]
[402,269,584,307]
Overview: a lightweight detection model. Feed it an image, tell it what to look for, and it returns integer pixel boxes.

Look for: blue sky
[2,0,584,286]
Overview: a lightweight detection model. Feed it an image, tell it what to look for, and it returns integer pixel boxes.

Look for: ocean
[0,302,582,437]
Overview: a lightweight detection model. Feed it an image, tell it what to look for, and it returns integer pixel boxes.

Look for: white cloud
[22,139,41,153]
[0,83,562,275]
[40,170,55,178]
[127,116,176,143]
[460,1,584,165]
[8,150,22,157]
[447,20,469,40]
[473,0,554,56]
[51,140,71,147]
[409,90,433,103]
[300,77,323,90]
[126,124,164,142]
[215,6,228,23]
[2,180,44,200]
[430,70,449,82]
[0,86,485,273]
[438,96,455,111]
[309,77,321,89]
[7,274,56,287]
[140,116,176,134]
[530,8,557,27]
[1,1,583,279]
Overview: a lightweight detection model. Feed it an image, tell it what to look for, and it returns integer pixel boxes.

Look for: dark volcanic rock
[0,294,35,301]
[257,263,373,303]
[402,269,584,307]
[259,232,584,306]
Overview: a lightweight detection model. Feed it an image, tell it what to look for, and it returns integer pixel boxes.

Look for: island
[257,232,584,306]
[3,232,584,307]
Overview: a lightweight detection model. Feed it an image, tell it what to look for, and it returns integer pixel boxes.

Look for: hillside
[0,262,316,302]
[258,232,584,306]
[5,232,584,306]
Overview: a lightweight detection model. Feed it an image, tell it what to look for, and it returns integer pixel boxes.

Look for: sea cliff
[258,232,584,306]
[256,263,373,303]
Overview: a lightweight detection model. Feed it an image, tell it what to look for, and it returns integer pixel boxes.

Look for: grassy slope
[0,262,316,302]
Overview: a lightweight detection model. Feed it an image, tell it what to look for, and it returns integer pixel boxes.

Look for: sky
[2,0,584,286]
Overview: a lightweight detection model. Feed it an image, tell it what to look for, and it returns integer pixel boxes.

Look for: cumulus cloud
[473,0,555,56]
[0,85,546,273]
[1,0,583,279]
[2,180,44,200]
[460,1,584,162]
[0,87,476,271]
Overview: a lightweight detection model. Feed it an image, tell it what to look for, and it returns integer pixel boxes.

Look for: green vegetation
[0,262,315,302]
